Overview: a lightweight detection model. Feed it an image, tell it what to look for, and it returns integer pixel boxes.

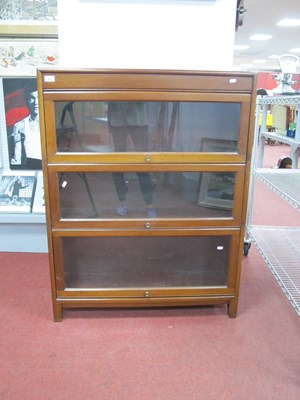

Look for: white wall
[58,0,236,71]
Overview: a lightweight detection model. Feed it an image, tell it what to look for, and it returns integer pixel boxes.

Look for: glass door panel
[61,235,231,289]
[54,100,240,154]
[57,171,237,219]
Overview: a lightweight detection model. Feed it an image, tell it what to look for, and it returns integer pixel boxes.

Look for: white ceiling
[233,0,300,72]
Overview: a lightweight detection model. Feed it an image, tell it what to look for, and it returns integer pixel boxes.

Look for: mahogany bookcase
[37,69,256,321]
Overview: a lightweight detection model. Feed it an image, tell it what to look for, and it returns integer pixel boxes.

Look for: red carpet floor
[1,248,300,400]
[0,142,300,400]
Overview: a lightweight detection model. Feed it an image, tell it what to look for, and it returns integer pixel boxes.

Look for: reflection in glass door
[57,171,236,219]
[54,101,240,154]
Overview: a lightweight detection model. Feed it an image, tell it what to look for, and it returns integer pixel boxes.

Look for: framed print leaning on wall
[198,171,236,210]
[198,138,237,210]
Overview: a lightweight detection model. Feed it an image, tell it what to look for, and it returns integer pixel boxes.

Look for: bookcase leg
[228,300,238,318]
[53,303,63,322]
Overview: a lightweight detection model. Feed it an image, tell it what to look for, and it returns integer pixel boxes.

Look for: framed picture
[0,1,58,39]
[0,171,36,214]
[0,21,58,39]
[198,138,237,210]
[0,39,58,75]
[3,77,42,170]
[197,171,235,210]
[201,137,237,153]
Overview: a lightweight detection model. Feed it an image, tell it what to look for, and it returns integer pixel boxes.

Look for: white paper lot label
[44,75,55,82]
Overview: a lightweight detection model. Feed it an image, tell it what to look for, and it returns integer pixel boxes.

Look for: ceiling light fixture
[277,18,300,27]
[249,34,272,41]
[289,48,300,53]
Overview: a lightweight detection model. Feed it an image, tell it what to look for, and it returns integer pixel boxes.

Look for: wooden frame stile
[229,78,258,318]
[37,71,60,320]
[225,230,243,317]
[51,234,65,321]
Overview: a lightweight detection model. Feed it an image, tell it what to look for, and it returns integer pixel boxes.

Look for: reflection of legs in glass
[112,172,128,216]
[137,172,156,217]
[112,172,156,217]
[110,124,156,217]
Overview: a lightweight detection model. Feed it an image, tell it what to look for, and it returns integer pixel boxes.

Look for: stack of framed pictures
[0,24,59,216]
[0,76,45,215]
[0,2,58,216]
